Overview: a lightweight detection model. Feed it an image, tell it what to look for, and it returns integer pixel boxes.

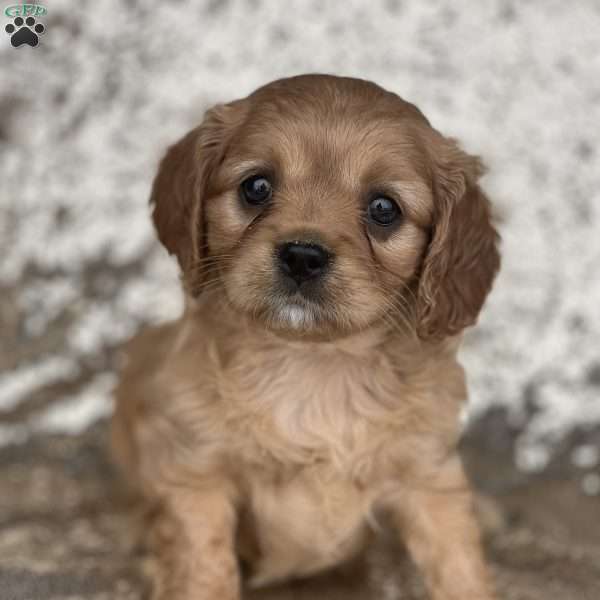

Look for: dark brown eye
[240,175,272,206]
[367,196,400,227]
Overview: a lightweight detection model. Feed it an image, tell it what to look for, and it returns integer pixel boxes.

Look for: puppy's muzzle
[277,242,331,288]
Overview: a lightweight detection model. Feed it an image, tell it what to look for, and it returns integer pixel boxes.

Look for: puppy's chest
[242,465,371,586]
[220,348,401,467]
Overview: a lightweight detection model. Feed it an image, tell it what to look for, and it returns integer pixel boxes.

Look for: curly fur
[112,74,500,600]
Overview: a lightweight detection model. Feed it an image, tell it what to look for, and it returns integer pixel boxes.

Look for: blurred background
[0,1,599,599]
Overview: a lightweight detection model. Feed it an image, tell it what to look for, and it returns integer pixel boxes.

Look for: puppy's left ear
[416,134,501,340]
[150,102,244,278]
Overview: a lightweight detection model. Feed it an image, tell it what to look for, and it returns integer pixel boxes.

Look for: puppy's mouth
[264,240,334,331]
[222,239,350,335]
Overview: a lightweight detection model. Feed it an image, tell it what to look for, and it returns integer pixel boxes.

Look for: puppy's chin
[222,267,387,339]
[260,293,332,336]
[225,285,345,339]
[272,303,317,332]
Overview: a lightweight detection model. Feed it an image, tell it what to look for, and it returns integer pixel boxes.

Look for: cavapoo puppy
[112,74,500,600]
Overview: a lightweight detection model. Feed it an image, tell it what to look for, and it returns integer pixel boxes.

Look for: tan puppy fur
[112,74,500,600]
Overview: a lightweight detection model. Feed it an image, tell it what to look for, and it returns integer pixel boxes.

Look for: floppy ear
[150,102,243,277]
[416,136,500,340]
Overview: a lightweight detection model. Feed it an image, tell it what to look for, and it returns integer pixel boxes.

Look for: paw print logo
[5,15,45,47]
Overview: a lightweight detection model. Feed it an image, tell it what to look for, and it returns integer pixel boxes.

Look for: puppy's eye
[240,175,272,206]
[367,196,401,227]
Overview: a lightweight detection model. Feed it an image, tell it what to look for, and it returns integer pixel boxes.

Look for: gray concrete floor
[0,423,598,600]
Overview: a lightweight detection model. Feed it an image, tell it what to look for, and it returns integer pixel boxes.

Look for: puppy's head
[151,75,499,340]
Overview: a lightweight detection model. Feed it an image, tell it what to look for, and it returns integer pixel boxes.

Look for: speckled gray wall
[1,0,599,470]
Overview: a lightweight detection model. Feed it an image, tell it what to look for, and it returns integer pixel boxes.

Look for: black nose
[278,242,331,286]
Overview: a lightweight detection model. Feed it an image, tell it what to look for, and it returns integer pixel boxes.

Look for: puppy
[112,74,500,600]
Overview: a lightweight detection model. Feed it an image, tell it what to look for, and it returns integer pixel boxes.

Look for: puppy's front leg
[151,486,240,600]
[390,457,495,600]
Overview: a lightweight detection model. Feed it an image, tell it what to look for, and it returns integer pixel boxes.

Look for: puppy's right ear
[150,102,243,273]
[415,135,500,340]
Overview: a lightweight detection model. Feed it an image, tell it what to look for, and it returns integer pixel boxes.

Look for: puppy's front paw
[147,488,241,600]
